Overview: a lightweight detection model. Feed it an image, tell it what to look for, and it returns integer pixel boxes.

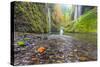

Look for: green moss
[17,41,25,46]
[23,38,31,41]
[15,2,49,33]
[65,8,97,33]
[75,8,97,32]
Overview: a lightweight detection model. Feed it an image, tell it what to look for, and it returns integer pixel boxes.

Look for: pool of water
[65,33,97,45]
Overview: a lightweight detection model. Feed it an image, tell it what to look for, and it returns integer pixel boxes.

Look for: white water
[60,27,64,35]
[48,7,51,34]
[74,5,82,20]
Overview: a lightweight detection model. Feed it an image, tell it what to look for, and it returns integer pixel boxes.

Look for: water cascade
[48,7,51,34]
[74,5,82,20]
[60,27,64,35]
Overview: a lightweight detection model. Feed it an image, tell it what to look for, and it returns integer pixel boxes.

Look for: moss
[15,2,48,33]
[65,8,97,33]
[23,38,31,41]
[17,41,25,46]
[75,8,97,32]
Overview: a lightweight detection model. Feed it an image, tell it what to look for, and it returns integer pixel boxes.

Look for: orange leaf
[37,47,46,53]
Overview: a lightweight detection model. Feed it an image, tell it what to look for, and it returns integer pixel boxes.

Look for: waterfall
[74,5,78,20]
[60,27,64,35]
[78,5,82,17]
[74,5,82,20]
[48,7,51,34]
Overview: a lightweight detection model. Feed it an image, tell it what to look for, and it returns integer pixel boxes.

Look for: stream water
[14,32,97,65]
[65,33,97,45]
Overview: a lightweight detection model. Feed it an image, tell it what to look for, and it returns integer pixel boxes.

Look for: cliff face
[14,2,48,33]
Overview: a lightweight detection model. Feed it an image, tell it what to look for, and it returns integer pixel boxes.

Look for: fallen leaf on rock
[37,47,46,53]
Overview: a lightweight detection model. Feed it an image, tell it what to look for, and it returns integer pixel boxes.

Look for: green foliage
[65,8,97,33]
[17,41,25,46]
[14,2,49,33]
[14,2,97,33]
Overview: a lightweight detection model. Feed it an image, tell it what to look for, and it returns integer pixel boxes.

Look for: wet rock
[14,60,21,65]
[68,52,74,57]
[56,61,63,63]
[31,55,39,64]
[73,49,78,52]
[79,56,89,61]
[14,33,97,65]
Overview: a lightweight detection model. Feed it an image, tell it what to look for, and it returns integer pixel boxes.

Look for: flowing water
[14,32,97,65]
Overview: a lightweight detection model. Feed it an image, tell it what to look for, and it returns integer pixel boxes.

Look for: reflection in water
[65,33,97,45]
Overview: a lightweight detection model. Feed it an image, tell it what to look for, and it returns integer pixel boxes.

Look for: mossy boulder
[17,41,25,46]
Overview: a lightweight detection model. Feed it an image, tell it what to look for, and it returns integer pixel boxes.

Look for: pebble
[74,49,78,52]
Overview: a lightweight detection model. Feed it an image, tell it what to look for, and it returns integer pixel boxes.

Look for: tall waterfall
[78,5,82,17]
[74,5,82,20]
[48,7,51,34]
